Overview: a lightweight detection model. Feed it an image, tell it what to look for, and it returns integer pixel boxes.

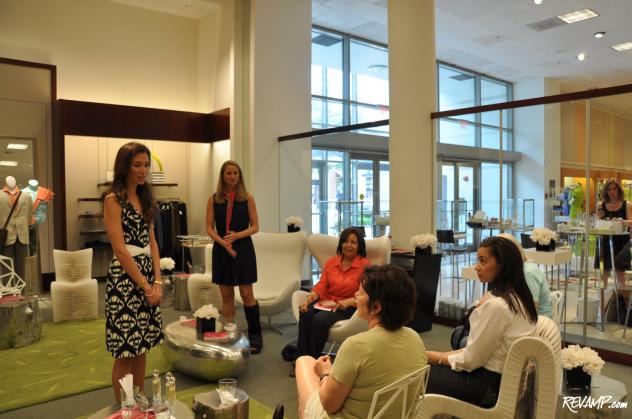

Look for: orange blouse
[312,255,371,302]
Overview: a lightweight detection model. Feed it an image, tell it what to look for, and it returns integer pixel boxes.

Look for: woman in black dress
[206,160,262,353]
[104,142,163,402]
[594,180,632,290]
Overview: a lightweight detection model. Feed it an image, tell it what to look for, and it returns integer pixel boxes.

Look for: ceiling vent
[450,74,475,81]
[312,34,341,47]
[526,17,566,32]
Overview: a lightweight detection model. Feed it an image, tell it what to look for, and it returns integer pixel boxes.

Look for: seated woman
[296,227,370,359]
[295,265,427,419]
[426,236,538,408]
[498,233,552,318]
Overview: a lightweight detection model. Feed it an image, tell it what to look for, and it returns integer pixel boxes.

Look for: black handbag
[0,191,21,253]
[450,305,475,350]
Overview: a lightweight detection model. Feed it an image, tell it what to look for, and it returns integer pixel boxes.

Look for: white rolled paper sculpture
[0,255,25,296]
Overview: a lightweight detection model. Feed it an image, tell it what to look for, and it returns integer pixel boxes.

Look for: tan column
[388,0,437,247]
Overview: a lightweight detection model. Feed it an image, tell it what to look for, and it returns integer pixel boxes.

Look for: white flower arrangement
[159,257,175,272]
[530,228,557,246]
[285,216,304,228]
[561,344,604,376]
[193,303,220,319]
[409,234,437,250]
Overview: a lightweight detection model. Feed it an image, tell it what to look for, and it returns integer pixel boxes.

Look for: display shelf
[97,182,178,187]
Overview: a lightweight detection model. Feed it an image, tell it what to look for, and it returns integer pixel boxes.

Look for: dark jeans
[295,303,355,359]
[426,364,502,408]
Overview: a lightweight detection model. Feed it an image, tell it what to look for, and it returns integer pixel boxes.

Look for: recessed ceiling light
[7,143,28,150]
[0,161,18,166]
[611,42,632,52]
[534,0,542,4]
[577,53,586,61]
[594,31,606,39]
[558,9,599,24]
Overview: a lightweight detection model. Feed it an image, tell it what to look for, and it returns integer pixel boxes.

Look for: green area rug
[75,384,274,419]
[0,319,170,413]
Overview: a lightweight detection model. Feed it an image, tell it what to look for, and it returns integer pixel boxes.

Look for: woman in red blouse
[295,227,371,359]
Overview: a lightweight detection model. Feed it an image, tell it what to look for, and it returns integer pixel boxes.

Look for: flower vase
[287,225,300,233]
[535,240,555,252]
[415,247,432,256]
[196,317,216,340]
[564,367,591,393]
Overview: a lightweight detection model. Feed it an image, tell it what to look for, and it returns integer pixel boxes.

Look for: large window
[438,63,513,150]
[311,27,389,134]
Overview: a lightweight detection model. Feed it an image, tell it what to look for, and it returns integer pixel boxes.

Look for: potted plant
[530,228,557,252]
[409,234,437,255]
[193,304,220,340]
[561,344,604,393]
[285,216,304,233]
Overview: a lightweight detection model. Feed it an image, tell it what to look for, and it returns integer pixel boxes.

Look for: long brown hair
[105,142,155,224]
[601,180,624,203]
[214,160,249,203]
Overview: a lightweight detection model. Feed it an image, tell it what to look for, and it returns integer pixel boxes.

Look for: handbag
[0,191,22,253]
[450,305,475,350]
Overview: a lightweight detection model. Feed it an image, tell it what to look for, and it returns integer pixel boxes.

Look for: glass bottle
[167,376,177,416]
[152,368,162,405]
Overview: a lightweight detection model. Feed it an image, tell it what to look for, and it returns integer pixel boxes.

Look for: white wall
[0,0,199,111]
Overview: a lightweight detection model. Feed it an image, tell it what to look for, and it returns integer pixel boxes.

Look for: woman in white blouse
[425,236,538,407]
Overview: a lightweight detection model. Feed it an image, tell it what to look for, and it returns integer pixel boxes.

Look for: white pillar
[247,0,311,232]
[388,0,437,247]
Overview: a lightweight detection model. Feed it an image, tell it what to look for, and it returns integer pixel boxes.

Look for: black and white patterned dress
[106,197,163,358]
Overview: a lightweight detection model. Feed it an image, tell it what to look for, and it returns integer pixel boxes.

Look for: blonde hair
[214,160,249,203]
[497,233,527,262]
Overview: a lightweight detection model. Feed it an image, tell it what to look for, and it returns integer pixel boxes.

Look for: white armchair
[415,336,558,419]
[236,231,307,332]
[187,244,222,311]
[50,248,98,323]
[292,234,391,344]
[550,290,564,325]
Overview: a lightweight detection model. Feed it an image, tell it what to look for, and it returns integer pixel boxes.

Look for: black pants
[426,365,502,408]
[295,303,355,359]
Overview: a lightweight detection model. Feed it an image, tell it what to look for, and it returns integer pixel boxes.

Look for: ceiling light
[611,42,632,52]
[534,0,542,4]
[7,143,28,150]
[0,161,18,166]
[558,9,599,24]
[577,53,586,61]
[594,31,606,39]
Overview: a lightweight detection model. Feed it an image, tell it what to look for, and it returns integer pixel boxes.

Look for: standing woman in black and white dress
[104,142,163,402]
[206,160,262,353]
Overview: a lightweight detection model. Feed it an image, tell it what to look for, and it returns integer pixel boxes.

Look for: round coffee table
[161,320,250,381]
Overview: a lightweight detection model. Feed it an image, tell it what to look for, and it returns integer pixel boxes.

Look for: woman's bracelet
[144,285,156,297]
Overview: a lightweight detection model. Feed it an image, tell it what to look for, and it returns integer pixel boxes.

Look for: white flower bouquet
[561,344,604,376]
[159,257,175,272]
[285,216,304,228]
[530,228,557,246]
[409,234,437,250]
[194,303,220,319]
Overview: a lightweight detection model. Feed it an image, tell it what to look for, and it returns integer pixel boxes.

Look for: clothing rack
[156,200,192,272]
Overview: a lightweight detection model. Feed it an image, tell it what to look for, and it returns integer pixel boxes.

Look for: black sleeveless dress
[106,197,163,358]
[212,197,258,285]
[594,200,630,271]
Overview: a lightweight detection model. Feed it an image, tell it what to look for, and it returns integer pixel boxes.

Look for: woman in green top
[295,264,428,419]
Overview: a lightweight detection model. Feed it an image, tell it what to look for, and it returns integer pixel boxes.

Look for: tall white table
[524,247,573,290]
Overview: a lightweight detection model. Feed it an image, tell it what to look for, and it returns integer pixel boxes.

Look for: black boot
[244,302,263,354]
